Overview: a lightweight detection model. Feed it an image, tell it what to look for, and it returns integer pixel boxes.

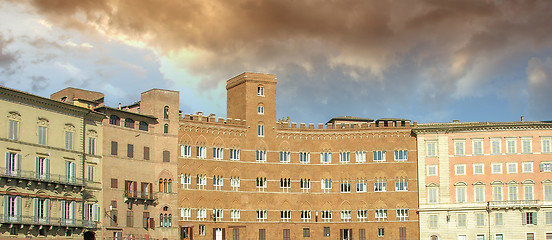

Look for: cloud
[0,35,17,68]
[527,57,552,119]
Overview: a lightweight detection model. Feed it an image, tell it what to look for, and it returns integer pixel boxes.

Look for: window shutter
[522,212,526,225]
[3,196,8,221]
[71,162,76,182]
[45,199,50,222]
[16,154,21,176]
[45,158,50,179]
[533,212,537,225]
[84,203,89,220]
[33,198,38,222]
[5,152,9,174]
[93,204,100,222]
[35,157,40,178]
[60,200,66,221]
[16,196,21,219]
[71,201,76,221]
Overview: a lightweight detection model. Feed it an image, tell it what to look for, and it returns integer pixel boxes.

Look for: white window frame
[229,209,240,222]
[507,162,518,174]
[492,163,503,174]
[373,150,386,162]
[456,186,467,203]
[196,146,207,159]
[257,124,264,137]
[395,178,408,191]
[428,187,438,203]
[375,209,387,221]
[476,213,485,226]
[230,149,240,161]
[523,162,533,173]
[355,151,366,163]
[541,137,551,153]
[508,185,518,201]
[181,145,191,158]
[357,209,368,222]
[492,185,503,201]
[280,210,291,222]
[474,185,485,202]
[8,120,19,140]
[524,185,534,200]
[340,180,351,193]
[300,178,311,192]
[197,209,207,221]
[301,210,311,222]
[457,213,467,227]
[279,151,290,163]
[181,174,191,189]
[472,139,483,155]
[257,105,264,115]
[320,152,331,164]
[321,178,332,193]
[213,147,224,160]
[256,210,267,222]
[356,179,366,192]
[181,208,191,221]
[321,210,332,222]
[65,131,73,150]
[340,210,351,222]
[491,138,501,154]
[454,140,465,156]
[544,184,552,201]
[38,126,47,145]
[427,165,438,176]
[256,177,267,192]
[256,150,266,162]
[394,150,408,161]
[230,176,240,191]
[455,164,466,175]
[396,209,409,221]
[196,175,207,190]
[213,176,223,190]
[473,163,484,175]
[426,141,437,157]
[280,178,291,192]
[506,138,516,154]
[339,152,350,163]
[374,179,387,192]
[257,86,264,96]
[495,212,503,225]
[521,137,532,153]
[299,152,310,164]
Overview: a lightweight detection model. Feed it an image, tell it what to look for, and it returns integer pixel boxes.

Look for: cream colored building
[0,86,104,239]
[414,121,552,240]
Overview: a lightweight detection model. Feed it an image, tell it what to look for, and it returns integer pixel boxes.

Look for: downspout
[487,201,491,239]
[82,111,91,227]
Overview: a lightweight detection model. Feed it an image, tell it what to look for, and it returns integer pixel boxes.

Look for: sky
[1,0,552,124]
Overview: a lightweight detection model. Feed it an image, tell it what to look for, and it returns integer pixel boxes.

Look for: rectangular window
[473,163,484,175]
[196,146,207,159]
[524,185,534,200]
[256,210,267,222]
[142,212,149,229]
[476,213,485,226]
[491,138,501,154]
[473,139,483,155]
[507,162,518,174]
[355,151,366,163]
[230,149,240,161]
[523,212,537,225]
[527,233,535,240]
[180,208,191,220]
[496,234,504,240]
[280,210,291,222]
[427,141,437,156]
[280,178,291,192]
[456,186,467,203]
[279,151,290,163]
[374,179,387,192]
[356,179,366,192]
[523,162,533,173]
[492,163,502,174]
[144,146,150,160]
[493,186,503,201]
[455,164,466,175]
[65,131,73,150]
[542,162,552,172]
[375,209,387,221]
[495,212,503,225]
[455,140,465,155]
[181,145,191,158]
[6,152,21,177]
[196,175,206,190]
[458,213,466,227]
[475,186,485,202]
[35,156,49,179]
[65,161,76,183]
[321,178,332,192]
[233,229,239,240]
[357,210,367,222]
[230,209,240,222]
[542,137,551,153]
[522,137,532,153]
[199,225,205,235]
[321,211,332,222]
[320,152,332,164]
[299,152,310,164]
[256,177,267,191]
[427,165,438,176]
[323,227,330,237]
[373,150,386,162]
[213,209,223,221]
[340,180,351,193]
[394,150,408,161]
[127,144,134,158]
[196,209,207,221]
[300,178,311,192]
[8,120,19,140]
[545,185,552,200]
[213,147,224,160]
[546,212,552,224]
[339,152,350,163]
[257,86,264,96]
[257,105,264,114]
[428,187,438,203]
[359,229,366,240]
[88,137,95,155]
[87,165,95,181]
[395,178,408,191]
[429,215,438,228]
[396,209,409,221]
[163,150,170,162]
[256,150,266,162]
[301,210,311,222]
[213,176,223,190]
[257,124,264,137]
[111,141,118,155]
[476,235,485,240]
[509,185,518,200]
[126,211,133,227]
[506,138,516,154]
[377,228,385,237]
[230,176,240,191]
[303,228,310,237]
[38,126,47,145]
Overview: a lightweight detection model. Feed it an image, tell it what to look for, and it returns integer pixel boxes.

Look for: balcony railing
[0,214,97,228]
[0,167,84,187]
[488,200,541,209]
[123,190,157,203]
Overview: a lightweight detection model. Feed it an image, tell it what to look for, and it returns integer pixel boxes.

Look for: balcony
[0,214,97,229]
[0,167,85,191]
[123,190,157,205]
[488,200,541,210]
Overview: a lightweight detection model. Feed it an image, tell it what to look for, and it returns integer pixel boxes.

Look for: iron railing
[0,167,85,186]
[0,214,97,228]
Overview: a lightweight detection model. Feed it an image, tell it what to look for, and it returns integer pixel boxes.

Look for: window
[339,152,350,163]
[257,104,264,114]
[230,176,240,191]
[507,162,517,174]
[196,209,207,221]
[109,115,120,125]
[38,126,47,145]
[230,209,240,222]
[88,137,96,155]
[213,147,223,160]
[320,152,332,164]
[523,212,537,225]
[124,118,135,128]
[279,151,290,163]
[257,124,264,137]
[323,227,330,237]
[87,165,95,181]
[84,203,99,223]
[395,178,408,191]
[509,185,518,200]
[299,152,310,164]
[356,179,367,192]
[340,210,351,222]
[257,86,264,96]
[256,210,267,222]
[111,141,118,155]
[475,185,485,202]
[139,121,148,131]
[542,137,551,153]
[180,145,191,158]
[377,228,384,237]
[303,228,310,237]
[340,179,351,193]
[35,156,49,179]
[476,213,485,226]
[545,184,552,200]
[456,186,467,203]
[127,144,134,158]
[61,201,76,224]
[280,210,291,222]
[396,209,409,221]
[356,151,366,162]
[127,211,134,227]
[492,163,502,174]
[357,210,367,222]
[321,178,332,192]
[164,124,169,134]
[427,141,437,156]
[143,212,149,229]
[455,140,465,155]
[196,175,206,190]
[65,161,76,183]
[321,210,332,222]
[181,174,191,189]
[394,150,408,161]
[523,162,533,173]
[527,233,535,240]
[181,208,191,220]
[476,234,485,240]
[496,234,504,240]
[163,106,169,119]
[259,229,266,240]
[546,211,552,224]
[373,150,386,162]
[458,213,466,227]
[300,178,310,192]
[524,185,534,200]
[4,195,21,222]
[256,177,267,192]
[455,164,466,175]
[493,185,503,201]
[213,176,223,190]
[163,150,170,162]
[429,215,438,228]
[506,138,516,153]
[473,139,483,155]
[427,165,438,176]
[255,150,266,162]
[6,152,21,177]
[65,131,73,150]
[196,146,207,159]
[374,178,387,192]
[280,178,291,192]
[375,209,387,221]
[198,225,205,235]
[542,162,552,172]
[473,163,484,175]
[144,146,150,160]
[8,120,19,140]
[213,209,223,222]
[301,210,311,222]
[111,178,118,188]
[495,212,503,225]
[230,148,240,161]
[491,138,501,154]
[522,137,532,153]
[428,187,438,203]
[359,229,366,240]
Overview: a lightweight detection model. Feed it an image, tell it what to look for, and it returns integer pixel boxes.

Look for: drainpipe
[487,201,491,239]
[82,111,90,227]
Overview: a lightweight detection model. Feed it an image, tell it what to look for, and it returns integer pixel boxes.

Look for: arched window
[124,118,135,128]
[159,214,163,227]
[257,85,264,96]
[159,179,163,192]
[109,115,120,125]
[168,214,172,227]
[139,121,148,131]
[168,179,172,193]
[164,106,169,119]
[164,124,169,134]
[163,179,168,193]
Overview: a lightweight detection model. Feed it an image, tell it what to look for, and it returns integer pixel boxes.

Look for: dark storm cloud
[19,0,552,122]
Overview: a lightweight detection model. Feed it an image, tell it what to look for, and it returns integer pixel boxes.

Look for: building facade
[0,86,104,239]
[177,73,419,240]
[414,121,552,240]
[51,88,180,240]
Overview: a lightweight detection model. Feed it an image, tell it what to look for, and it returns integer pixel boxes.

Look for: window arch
[257,85,264,96]
[164,124,169,134]
[109,115,120,125]
[164,106,169,119]
[124,118,135,128]
[257,103,264,115]
[139,121,148,131]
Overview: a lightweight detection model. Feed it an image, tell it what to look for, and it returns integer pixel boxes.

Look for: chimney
[521,116,525,122]
[452,120,460,123]
[118,103,121,110]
